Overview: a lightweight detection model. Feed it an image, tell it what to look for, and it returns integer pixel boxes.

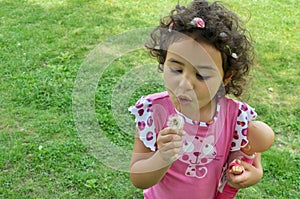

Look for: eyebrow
[167,58,216,71]
[167,58,184,66]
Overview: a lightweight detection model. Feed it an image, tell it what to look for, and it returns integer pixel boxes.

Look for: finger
[157,134,172,144]
[232,171,249,184]
[161,146,181,155]
[227,169,247,183]
[158,134,182,144]
[159,127,178,136]
[229,159,242,171]
[159,140,183,151]
[157,133,183,150]
[177,129,186,136]
[239,160,253,171]
[160,128,186,137]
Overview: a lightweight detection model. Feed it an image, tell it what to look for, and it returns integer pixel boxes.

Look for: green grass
[0,0,299,198]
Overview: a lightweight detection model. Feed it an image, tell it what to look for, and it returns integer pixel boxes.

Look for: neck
[198,98,217,122]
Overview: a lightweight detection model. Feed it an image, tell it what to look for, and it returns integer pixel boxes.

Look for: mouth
[177,95,192,105]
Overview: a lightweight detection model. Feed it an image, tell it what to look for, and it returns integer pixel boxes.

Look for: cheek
[166,89,180,111]
[195,79,222,99]
[164,72,177,97]
[207,79,222,93]
[164,72,178,90]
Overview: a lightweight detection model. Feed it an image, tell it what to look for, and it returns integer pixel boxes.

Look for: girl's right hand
[157,127,185,164]
[226,154,263,189]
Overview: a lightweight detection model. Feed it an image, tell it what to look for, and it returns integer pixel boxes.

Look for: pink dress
[129,92,257,199]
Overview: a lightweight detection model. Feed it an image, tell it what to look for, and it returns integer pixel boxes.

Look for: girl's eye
[196,73,210,80]
[170,68,182,74]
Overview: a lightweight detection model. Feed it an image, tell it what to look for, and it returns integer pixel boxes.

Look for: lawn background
[0,0,299,198]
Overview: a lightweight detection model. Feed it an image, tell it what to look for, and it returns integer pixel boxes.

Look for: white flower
[167,114,184,130]
[38,145,43,151]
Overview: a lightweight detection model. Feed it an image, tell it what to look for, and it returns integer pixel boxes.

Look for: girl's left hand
[226,153,263,189]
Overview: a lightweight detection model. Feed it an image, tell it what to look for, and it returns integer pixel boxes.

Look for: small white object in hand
[167,114,184,130]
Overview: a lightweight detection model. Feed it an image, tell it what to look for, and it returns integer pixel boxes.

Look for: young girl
[129,1,273,198]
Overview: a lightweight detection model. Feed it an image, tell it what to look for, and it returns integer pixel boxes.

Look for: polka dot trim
[231,102,257,151]
[128,96,156,151]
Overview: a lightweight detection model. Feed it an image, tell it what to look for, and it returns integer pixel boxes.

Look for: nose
[178,75,193,90]
[193,152,200,157]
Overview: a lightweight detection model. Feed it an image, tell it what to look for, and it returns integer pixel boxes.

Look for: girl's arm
[130,128,184,189]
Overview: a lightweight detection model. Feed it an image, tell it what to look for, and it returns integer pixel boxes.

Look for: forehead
[167,38,222,69]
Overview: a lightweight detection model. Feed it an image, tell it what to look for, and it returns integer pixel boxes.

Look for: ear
[223,70,235,86]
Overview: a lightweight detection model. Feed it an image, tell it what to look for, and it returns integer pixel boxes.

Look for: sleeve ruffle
[230,102,257,151]
[128,96,156,151]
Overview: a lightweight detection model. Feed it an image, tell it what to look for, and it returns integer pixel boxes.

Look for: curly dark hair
[145,0,255,97]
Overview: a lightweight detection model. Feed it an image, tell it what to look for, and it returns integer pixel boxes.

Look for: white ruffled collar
[174,103,220,127]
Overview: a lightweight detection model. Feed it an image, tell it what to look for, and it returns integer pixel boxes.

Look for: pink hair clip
[168,22,174,32]
[190,17,205,28]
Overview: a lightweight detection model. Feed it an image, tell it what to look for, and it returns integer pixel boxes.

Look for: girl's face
[164,38,224,121]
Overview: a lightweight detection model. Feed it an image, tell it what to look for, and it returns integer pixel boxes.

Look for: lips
[177,95,192,105]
